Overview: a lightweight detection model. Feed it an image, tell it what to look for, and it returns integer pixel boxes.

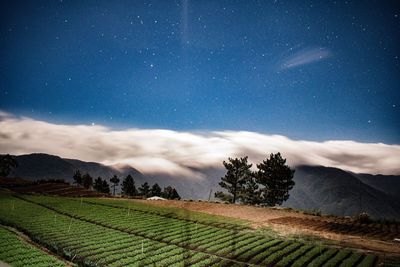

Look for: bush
[354,212,371,224]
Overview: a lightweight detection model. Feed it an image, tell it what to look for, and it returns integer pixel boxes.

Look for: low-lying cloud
[1,112,399,178]
[280,47,332,69]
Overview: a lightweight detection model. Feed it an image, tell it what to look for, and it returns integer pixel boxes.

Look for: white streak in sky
[1,112,399,178]
[281,47,332,69]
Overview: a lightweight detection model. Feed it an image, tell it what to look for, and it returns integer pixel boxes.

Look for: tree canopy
[110,175,120,195]
[121,174,136,196]
[138,182,150,197]
[215,156,252,203]
[256,153,295,206]
[0,154,18,177]
[73,170,83,186]
[215,153,295,206]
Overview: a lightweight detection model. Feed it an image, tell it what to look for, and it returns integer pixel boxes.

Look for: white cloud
[0,112,399,177]
[280,47,332,69]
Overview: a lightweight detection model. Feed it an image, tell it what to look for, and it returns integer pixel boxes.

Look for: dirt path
[139,199,400,257]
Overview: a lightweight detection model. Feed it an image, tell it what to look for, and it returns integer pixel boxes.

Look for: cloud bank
[281,47,332,69]
[1,112,399,178]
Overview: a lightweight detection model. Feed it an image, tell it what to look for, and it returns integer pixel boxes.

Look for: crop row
[83,197,248,231]
[0,225,65,267]
[0,192,240,267]
[19,194,375,267]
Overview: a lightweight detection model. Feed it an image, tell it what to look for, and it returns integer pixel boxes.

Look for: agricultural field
[268,216,400,241]
[0,190,393,266]
[0,226,66,266]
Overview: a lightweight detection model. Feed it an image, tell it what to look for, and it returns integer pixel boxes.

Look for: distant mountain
[284,165,400,220]
[9,154,144,187]
[4,153,400,219]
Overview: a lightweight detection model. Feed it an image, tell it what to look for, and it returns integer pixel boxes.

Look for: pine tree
[239,173,261,205]
[73,170,82,186]
[121,174,136,196]
[138,182,150,197]
[82,173,93,189]
[215,156,252,203]
[93,176,103,192]
[171,188,181,200]
[256,153,295,206]
[0,154,18,177]
[101,180,110,194]
[150,183,162,197]
[110,175,120,195]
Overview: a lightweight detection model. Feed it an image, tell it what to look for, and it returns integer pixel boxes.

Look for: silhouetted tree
[150,183,162,197]
[82,173,93,189]
[110,175,120,195]
[240,174,261,205]
[171,188,181,200]
[73,170,83,186]
[138,182,150,197]
[215,156,252,203]
[0,154,18,177]
[256,153,295,206]
[121,174,136,196]
[101,180,110,194]
[162,186,181,200]
[93,176,103,192]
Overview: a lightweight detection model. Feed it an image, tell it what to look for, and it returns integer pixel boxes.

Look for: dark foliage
[162,186,181,200]
[121,174,137,196]
[0,154,18,177]
[215,156,252,203]
[110,175,120,195]
[256,152,295,206]
[138,182,151,197]
[73,170,83,186]
[150,183,162,197]
[82,173,93,189]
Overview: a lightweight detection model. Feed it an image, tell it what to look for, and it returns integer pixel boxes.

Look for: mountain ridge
[4,153,400,220]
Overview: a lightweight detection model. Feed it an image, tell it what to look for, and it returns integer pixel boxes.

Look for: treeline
[72,171,180,200]
[215,152,295,206]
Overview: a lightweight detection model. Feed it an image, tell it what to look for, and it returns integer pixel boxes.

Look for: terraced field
[0,226,66,266]
[269,216,400,241]
[0,191,382,266]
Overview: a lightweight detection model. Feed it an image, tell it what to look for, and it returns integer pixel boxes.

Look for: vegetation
[72,170,82,186]
[138,181,151,197]
[151,183,162,197]
[93,176,110,194]
[215,152,295,206]
[121,174,136,196]
[256,152,295,206]
[0,191,387,266]
[215,156,252,203]
[109,175,120,195]
[162,185,181,200]
[0,226,65,266]
[82,173,93,189]
[0,154,18,177]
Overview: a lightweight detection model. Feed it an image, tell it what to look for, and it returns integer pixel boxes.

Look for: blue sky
[0,0,399,143]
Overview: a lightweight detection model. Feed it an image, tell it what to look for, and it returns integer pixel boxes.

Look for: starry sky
[0,0,399,143]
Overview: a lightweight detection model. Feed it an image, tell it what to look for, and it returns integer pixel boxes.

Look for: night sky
[1,1,399,143]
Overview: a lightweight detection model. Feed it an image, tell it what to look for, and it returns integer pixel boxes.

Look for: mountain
[9,153,144,187]
[284,165,400,220]
[4,153,400,219]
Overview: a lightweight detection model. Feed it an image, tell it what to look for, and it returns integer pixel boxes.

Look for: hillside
[285,165,400,220]
[5,153,400,220]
